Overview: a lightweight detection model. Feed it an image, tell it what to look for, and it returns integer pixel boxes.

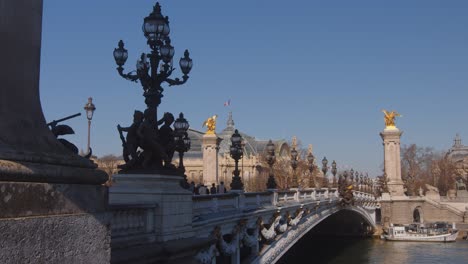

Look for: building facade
[184,112,290,190]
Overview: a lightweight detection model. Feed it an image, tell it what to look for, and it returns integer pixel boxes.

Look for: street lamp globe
[179,50,193,75]
[136,54,149,71]
[183,133,191,150]
[113,40,128,66]
[231,129,242,145]
[142,3,170,43]
[331,160,337,176]
[322,157,328,174]
[160,39,175,64]
[84,97,96,121]
[174,113,189,133]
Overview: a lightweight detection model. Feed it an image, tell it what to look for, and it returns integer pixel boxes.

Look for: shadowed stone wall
[0,0,110,262]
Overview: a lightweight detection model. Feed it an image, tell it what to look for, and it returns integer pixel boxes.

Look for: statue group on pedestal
[117,109,176,171]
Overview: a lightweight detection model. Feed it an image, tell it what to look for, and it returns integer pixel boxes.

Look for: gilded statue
[202,115,218,134]
[382,109,401,128]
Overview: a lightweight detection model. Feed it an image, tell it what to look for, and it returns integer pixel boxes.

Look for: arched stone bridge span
[109,177,378,264]
[191,189,377,264]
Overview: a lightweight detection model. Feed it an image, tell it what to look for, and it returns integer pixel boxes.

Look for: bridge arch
[257,205,376,264]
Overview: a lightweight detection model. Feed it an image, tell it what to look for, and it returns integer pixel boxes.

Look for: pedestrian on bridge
[217,181,227,193]
[199,184,208,195]
[210,183,217,194]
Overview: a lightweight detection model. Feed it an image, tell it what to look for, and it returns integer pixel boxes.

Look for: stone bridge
[109,174,378,264]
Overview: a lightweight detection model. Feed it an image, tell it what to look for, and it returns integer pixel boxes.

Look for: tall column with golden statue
[380,110,406,197]
[202,115,223,185]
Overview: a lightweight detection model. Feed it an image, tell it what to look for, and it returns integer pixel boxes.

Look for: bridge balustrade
[277,190,297,203]
[244,192,274,210]
[109,204,157,247]
[99,188,376,264]
[192,193,239,217]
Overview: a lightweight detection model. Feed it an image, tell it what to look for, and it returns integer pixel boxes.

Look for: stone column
[380,127,405,197]
[202,133,222,185]
[0,1,110,262]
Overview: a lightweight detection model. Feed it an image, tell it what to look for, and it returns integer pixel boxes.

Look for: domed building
[183,112,291,190]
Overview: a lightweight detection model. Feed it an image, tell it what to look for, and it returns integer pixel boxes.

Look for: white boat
[382,222,459,242]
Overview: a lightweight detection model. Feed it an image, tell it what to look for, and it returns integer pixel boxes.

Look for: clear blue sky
[40,0,468,176]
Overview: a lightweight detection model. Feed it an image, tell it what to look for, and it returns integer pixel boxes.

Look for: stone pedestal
[0,183,110,263]
[110,174,194,242]
[202,133,222,185]
[380,127,405,197]
[0,1,110,262]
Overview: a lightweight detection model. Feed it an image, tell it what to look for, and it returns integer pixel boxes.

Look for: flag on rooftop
[224,99,231,107]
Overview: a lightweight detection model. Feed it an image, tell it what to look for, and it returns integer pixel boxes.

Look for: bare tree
[401,144,459,196]
[95,154,123,186]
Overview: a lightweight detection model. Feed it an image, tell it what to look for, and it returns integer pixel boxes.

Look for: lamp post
[322,157,328,187]
[83,97,96,155]
[174,112,190,171]
[241,139,245,183]
[266,140,277,189]
[307,151,315,188]
[364,175,369,194]
[174,113,190,188]
[230,129,244,191]
[290,146,299,188]
[355,171,360,190]
[331,160,337,188]
[113,2,192,170]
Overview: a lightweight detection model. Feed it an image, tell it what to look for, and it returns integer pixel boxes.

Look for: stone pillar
[110,174,194,242]
[0,1,110,262]
[380,127,405,197]
[202,133,222,185]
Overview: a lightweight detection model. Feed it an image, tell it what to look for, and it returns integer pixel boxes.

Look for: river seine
[278,237,468,264]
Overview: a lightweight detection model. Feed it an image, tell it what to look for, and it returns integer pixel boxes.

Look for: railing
[192,188,376,219]
[109,204,157,246]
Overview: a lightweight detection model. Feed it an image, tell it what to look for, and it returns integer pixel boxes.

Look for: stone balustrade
[244,192,274,210]
[109,204,157,247]
[277,190,297,203]
[191,188,365,219]
[192,193,239,217]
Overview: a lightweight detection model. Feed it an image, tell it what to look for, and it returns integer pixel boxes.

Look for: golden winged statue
[202,115,218,134]
[382,109,401,128]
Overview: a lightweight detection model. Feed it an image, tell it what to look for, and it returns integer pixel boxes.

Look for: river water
[278,237,468,264]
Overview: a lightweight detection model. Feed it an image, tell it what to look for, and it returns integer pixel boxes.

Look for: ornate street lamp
[174,113,191,169]
[331,160,337,188]
[113,2,192,171]
[321,157,328,187]
[266,140,277,189]
[368,173,374,195]
[355,171,360,189]
[290,146,299,188]
[230,129,244,191]
[307,151,315,187]
[365,174,369,193]
[83,97,96,155]
[359,173,364,192]
[174,113,190,188]
[360,172,364,192]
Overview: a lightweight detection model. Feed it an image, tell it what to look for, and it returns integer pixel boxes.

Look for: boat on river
[381,222,459,242]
